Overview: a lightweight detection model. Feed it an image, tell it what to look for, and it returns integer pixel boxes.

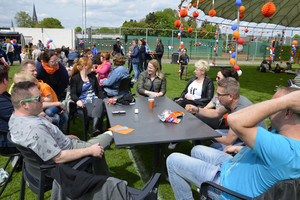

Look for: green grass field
[0,63,298,199]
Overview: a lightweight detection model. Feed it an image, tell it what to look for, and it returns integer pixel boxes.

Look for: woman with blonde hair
[136,59,166,97]
[70,57,106,136]
[176,60,214,108]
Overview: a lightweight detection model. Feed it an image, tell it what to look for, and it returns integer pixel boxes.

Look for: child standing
[179,49,189,81]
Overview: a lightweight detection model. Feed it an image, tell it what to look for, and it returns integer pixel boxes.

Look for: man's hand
[185,104,198,114]
[223,145,243,156]
[89,143,104,158]
[76,100,84,108]
[59,102,66,111]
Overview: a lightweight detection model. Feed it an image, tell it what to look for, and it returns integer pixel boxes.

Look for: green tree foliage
[75,26,82,32]
[14,11,34,28]
[35,18,64,28]
[145,12,156,24]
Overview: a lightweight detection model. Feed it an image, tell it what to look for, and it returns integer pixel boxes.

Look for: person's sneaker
[103,130,113,137]
[168,142,178,150]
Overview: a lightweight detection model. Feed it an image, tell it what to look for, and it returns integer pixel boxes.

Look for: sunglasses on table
[17,94,43,104]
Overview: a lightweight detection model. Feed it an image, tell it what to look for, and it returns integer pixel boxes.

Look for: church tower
[32,3,38,25]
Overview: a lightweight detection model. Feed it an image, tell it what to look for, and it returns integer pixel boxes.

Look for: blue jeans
[132,63,140,81]
[45,108,68,131]
[167,145,232,200]
[210,129,245,151]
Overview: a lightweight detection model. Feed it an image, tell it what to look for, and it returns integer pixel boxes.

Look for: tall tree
[35,18,64,28]
[75,26,82,32]
[14,11,34,28]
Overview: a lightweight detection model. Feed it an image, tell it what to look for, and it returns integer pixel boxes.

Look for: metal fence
[75,27,298,63]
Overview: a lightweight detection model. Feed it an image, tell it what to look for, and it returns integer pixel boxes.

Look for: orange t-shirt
[39,80,58,102]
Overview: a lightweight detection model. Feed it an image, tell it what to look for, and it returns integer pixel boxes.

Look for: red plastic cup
[148,98,154,109]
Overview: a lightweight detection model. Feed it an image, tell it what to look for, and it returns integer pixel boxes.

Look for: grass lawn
[0,62,298,199]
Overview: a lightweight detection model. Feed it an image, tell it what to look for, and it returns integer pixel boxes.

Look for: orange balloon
[193,11,199,18]
[181,26,184,31]
[262,2,276,17]
[202,30,206,33]
[245,28,249,33]
[188,27,193,33]
[233,31,240,39]
[292,40,298,46]
[174,20,181,28]
[180,9,188,18]
[239,6,245,13]
[209,9,216,17]
[230,58,236,65]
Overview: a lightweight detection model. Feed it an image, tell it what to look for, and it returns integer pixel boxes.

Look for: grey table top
[105,96,221,148]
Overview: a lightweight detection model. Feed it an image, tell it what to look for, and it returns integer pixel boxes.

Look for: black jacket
[70,73,105,103]
[180,76,214,107]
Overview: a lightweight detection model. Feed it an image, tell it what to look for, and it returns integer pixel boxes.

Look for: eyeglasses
[49,59,59,64]
[216,76,221,80]
[17,94,43,104]
[216,92,230,97]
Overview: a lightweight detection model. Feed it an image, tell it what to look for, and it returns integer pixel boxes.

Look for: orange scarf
[41,60,59,75]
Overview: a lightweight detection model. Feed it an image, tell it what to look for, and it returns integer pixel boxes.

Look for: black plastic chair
[0,131,22,197]
[15,143,97,200]
[66,101,90,141]
[200,177,300,200]
[65,86,90,141]
[11,131,161,200]
[117,76,132,96]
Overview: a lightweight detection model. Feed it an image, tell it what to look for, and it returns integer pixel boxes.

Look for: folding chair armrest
[72,156,94,171]
[173,97,180,101]
[200,181,252,200]
[130,173,161,200]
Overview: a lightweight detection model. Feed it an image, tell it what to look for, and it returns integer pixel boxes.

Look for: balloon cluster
[175,0,206,32]
[290,40,297,63]
[46,39,53,49]
[278,30,285,64]
[269,41,275,61]
[79,39,84,46]
[212,26,220,66]
[12,39,17,46]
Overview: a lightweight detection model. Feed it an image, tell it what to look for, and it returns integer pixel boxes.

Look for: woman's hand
[184,94,193,100]
[76,100,84,108]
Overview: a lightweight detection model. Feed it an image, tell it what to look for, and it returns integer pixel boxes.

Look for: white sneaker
[103,130,113,137]
[168,142,177,150]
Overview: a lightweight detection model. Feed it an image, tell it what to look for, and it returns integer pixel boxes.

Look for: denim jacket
[102,65,129,96]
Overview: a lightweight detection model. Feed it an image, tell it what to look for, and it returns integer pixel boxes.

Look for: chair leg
[0,155,22,196]
[38,171,45,200]
[20,163,26,200]
[3,156,13,170]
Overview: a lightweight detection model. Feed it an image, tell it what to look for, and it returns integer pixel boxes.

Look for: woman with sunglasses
[70,57,106,137]
[36,50,69,101]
